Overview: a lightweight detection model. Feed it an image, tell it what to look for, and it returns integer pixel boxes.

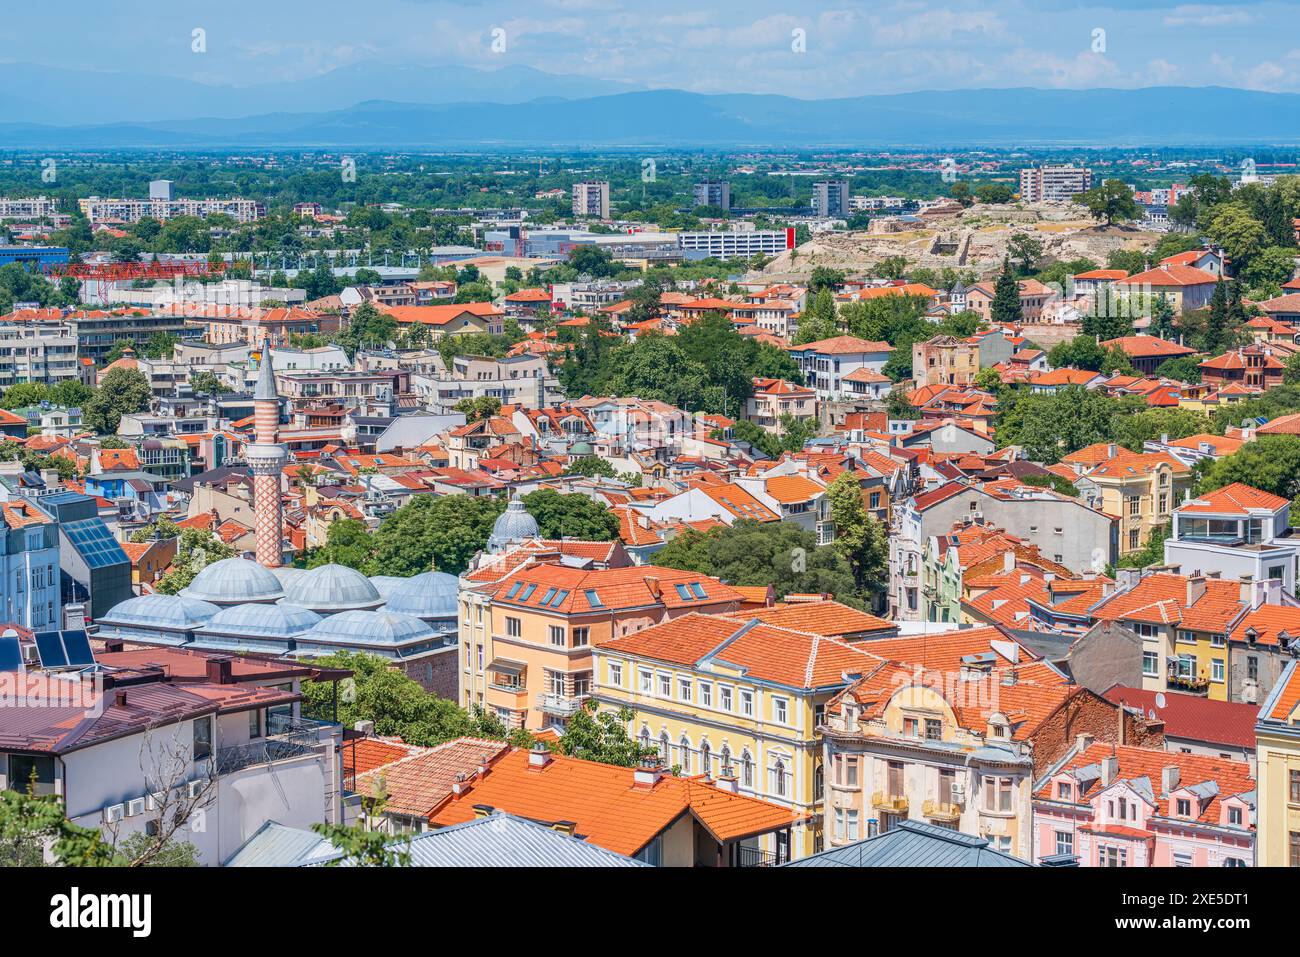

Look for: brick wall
[399,645,459,700]
[1028,689,1164,777]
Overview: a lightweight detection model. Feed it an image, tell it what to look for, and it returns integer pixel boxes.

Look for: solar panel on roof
[33,631,67,668]
[62,630,94,667]
[63,519,129,570]
[0,635,22,672]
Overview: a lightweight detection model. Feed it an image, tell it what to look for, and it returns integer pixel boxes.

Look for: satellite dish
[1148,709,1157,720]
[1154,692,1167,709]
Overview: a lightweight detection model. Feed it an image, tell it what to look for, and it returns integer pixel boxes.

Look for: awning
[487,658,526,678]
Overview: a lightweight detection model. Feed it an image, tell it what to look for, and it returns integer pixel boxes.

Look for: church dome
[181,557,285,605]
[487,498,539,553]
[383,571,460,620]
[282,563,383,613]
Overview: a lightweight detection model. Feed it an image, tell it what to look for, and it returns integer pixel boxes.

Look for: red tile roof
[1101,686,1258,750]
[1177,482,1289,516]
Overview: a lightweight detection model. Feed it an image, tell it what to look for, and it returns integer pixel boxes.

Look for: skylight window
[540,588,557,605]
[585,589,604,607]
[519,584,537,601]
[690,582,707,599]
[550,589,570,607]
[505,582,523,599]
[674,583,693,600]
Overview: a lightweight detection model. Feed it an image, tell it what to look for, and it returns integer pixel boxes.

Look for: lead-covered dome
[98,594,220,631]
[282,563,383,613]
[383,571,459,620]
[198,602,322,639]
[301,609,435,649]
[487,498,539,552]
[181,557,285,605]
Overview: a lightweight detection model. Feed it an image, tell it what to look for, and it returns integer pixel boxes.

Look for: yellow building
[1255,660,1300,866]
[1064,445,1192,556]
[593,610,882,859]
[459,541,742,733]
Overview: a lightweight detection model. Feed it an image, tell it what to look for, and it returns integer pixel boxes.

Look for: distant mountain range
[0,74,1296,149]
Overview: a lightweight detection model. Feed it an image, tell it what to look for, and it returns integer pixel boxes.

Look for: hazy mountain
[0,61,642,125]
[1,86,1297,148]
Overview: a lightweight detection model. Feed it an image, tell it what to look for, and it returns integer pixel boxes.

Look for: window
[771,759,789,798]
[1128,495,1141,516]
[740,689,754,717]
[505,616,521,637]
[984,776,1012,812]
[193,716,212,761]
[609,661,623,687]
[573,627,589,647]
[1212,659,1225,683]
[1291,831,1300,868]
[678,676,692,701]
[1209,633,1226,648]
[924,718,942,740]
[1289,769,1300,805]
[679,738,692,774]
[248,709,262,739]
[1173,851,1192,867]
[548,625,565,647]
[518,584,536,602]
[476,645,484,670]
[6,754,55,796]
[1177,630,1197,645]
[1057,781,1072,800]
[1249,656,1259,681]
[903,716,919,738]
[699,682,712,707]
[720,686,733,711]
[1133,622,1159,639]
[1099,845,1127,867]
[639,670,653,693]
[1176,798,1192,817]
[1129,529,1140,550]
[657,673,671,696]
[584,589,603,608]
[1055,831,1074,856]
[845,808,860,842]
[773,697,788,724]
[887,761,904,798]
[659,733,671,763]
[540,588,557,606]
[1228,805,1243,826]
[1142,651,1158,677]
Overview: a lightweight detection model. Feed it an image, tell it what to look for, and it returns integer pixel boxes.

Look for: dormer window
[1176,798,1192,817]
[1227,805,1243,827]
[1056,781,1072,800]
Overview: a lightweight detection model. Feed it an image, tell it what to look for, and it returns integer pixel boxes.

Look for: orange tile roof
[601,612,884,689]
[1178,482,1289,516]
[1228,604,1300,648]
[1100,335,1197,359]
[428,747,802,855]
[787,335,894,355]
[1116,265,1220,288]
[722,599,895,638]
[697,483,781,522]
[344,737,426,789]
[1265,663,1300,722]
[1030,368,1104,386]
[353,738,509,817]
[380,302,503,326]
[490,564,742,616]
[763,474,825,504]
[1093,574,1245,632]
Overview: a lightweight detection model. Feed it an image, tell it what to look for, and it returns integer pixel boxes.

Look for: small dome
[383,571,459,620]
[368,576,408,599]
[98,594,219,631]
[487,498,539,553]
[182,557,285,605]
[570,441,593,456]
[270,566,308,588]
[302,609,435,648]
[283,563,383,613]
[199,602,322,639]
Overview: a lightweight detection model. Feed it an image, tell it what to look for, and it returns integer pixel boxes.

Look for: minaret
[247,341,287,567]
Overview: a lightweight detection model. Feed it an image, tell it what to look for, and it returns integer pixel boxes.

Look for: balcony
[872,791,909,814]
[922,800,961,822]
[1167,672,1210,692]
[734,845,782,868]
[536,692,589,717]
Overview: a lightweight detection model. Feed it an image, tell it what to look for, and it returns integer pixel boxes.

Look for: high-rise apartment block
[1019,164,1093,203]
[572,181,610,219]
[812,181,850,218]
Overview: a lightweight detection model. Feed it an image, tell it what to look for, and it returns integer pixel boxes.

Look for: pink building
[1033,742,1255,867]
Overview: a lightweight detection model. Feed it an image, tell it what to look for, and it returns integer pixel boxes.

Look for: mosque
[90,347,536,698]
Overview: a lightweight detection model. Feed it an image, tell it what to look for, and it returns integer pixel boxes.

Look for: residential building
[1164,483,1299,592]
[747,377,817,433]
[0,320,81,387]
[812,181,850,218]
[1200,345,1287,393]
[572,181,610,219]
[912,335,979,388]
[1066,445,1192,557]
[1113,265,1220,313]
[786,336,894,401]
[693,180,731,210]
[78,194,262,224]
[676,228,794,259]
[0,499,62,630]
[1101,335,1197,375]
[1254,660,1300,866]
[1018,164,1092,203]
[595,610,884,858]
[1227,604,1300,707]
[1101,686,1257,764]
[1033,743,1255,866]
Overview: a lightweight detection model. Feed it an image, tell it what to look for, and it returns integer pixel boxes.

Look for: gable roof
[785,819,1031,867]
[1101,685,1258,750]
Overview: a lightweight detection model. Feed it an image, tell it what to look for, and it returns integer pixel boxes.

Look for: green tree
[83,366,151,435]
[1205,204,1268,275]
[1154,355,1203,384]
[154,528,237,593]
[453,395,502,422]
[1197,435,1300,500]
[1118,523,1171,569]
[563,454,617,479]
[991,258,1022,325]
[366,493,505,576]
[0,786,120,867]
[1112,408,1212,453]
[1076,179,1141,226]
[521,488,620,540]
[189,370,229,396]
[825,471,889,600]
[555,700,660,767]
[1008,233,1044,276]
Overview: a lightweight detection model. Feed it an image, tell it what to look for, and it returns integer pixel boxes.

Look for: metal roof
[225,821,335,867]
[784,820,1033,867]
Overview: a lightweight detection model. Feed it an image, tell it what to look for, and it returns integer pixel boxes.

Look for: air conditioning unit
[125,797,145,818]
[950,783,966,803]
[102,804,125,824]
[145,791,166,812]
[186,779,205,799]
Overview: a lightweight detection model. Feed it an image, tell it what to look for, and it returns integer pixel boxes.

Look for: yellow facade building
[1255,661,1300,866]
[1064,445,1192,557]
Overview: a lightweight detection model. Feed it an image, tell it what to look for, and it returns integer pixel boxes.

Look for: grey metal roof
[784,820,1033,868]
[309,812,646,867]
[225,821,335,867]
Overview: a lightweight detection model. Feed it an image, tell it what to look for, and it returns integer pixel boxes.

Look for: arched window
[741,750,754,788]
[659,732,671,764]
[772,758,788,798]
[679,736,691,774]
[700,741,712,778]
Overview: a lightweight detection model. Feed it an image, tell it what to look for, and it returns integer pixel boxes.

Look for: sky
[5,0,1299,97]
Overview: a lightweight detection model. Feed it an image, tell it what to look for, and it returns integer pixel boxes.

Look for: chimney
[1117,700,1126,746]
[103,638,125,653]
[1162,765,1180,794]
[1159,433,1169,445]
[205,655,234,685]
[1101,753,1119,786]
[114,689,129,709]
[1186,574,1206,607]
[354,719,375,735]
[644,576,661,600]
[715,766,739,793]
[633,753,666,789]
[1003,551,1015,573]
[1107,443,1117,459]
[451,772,471,796]
[527,743,553,769]
[477,753,493,778]
[551,820,577,836]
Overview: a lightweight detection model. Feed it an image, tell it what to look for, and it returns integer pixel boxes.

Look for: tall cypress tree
[991,257,1022,325]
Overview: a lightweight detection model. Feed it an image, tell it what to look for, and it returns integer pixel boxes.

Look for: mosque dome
[301,609,435,650]
[382,571,460,620]
[199,602,322,640]
[487,498,539,553]
[368,576,408,599]
[181,557,285,605]
[97,594,219,632]
[282,563,383,613]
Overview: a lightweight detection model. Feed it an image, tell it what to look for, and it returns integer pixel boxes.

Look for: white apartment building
[677,228,794,258]
[0,196,60,220]
[0,499,62,630]
[0,321,81,387]
[1019,165,1093,203]
[78,195,262,224]
[1165,484,1300,593]
[571,181,610,219]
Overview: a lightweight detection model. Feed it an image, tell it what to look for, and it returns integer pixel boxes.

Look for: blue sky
[7,0,1298,96]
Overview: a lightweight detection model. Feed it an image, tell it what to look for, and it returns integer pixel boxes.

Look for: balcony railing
[216,715,334,775]
[922,799,961,822]
[872,791,909,813]
[535,692,589,717]
[735,845,782,868]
